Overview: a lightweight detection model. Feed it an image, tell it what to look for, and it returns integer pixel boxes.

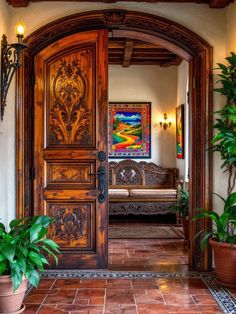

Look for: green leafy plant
[170,188,189,220]
[193,52,236,249]
[0,216,60,291]
[193,192,236,249]
[212,52,236,195]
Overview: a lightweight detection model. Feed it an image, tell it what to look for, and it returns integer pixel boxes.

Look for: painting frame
[176,104,185,159]
[108,102,151,159]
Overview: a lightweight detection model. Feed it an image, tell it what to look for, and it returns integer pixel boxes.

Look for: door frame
[16,9,213,271]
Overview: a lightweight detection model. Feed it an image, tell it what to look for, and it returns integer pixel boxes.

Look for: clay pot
[182,218,189,240]
[0,275,27,313]
[209,238,236,287]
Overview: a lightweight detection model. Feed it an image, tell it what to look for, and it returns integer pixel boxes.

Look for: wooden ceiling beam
[123,39,134,68]
[160,56,183,67]
[209,0,232,7]
[7,0,29,6]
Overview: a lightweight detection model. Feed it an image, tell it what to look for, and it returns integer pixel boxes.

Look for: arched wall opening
[16,9,213,270]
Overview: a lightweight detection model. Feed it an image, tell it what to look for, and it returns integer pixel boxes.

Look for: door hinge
[193,77,196,89]
[30,168,35,180]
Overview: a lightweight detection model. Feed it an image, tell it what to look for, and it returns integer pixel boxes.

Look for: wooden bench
[109,160,179,216]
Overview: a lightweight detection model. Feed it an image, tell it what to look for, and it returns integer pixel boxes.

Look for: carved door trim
[16,9,212,271]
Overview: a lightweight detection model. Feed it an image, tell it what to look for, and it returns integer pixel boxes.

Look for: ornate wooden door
[33,30,108,268]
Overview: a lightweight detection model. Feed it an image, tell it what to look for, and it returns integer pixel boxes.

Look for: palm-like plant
[193,192,236,249]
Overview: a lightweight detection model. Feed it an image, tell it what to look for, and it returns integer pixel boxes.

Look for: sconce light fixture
[1,19,27,120]
[159,113,172,130]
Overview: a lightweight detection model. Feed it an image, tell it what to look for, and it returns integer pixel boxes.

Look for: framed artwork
[176,104,184,159]
[108,102,151,158]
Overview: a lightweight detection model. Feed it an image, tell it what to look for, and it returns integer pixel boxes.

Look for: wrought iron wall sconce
[159,113,172,130]
[1,20,27,120]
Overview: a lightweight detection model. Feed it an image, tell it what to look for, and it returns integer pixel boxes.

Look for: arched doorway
[16,9,212,271]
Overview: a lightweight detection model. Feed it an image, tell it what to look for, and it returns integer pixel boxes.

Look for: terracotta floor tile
[37,305,66,313]
[76,289,105,298]
[37,279,55,289]
[107,279,132,289]
[89,297,105,305]
[192,294,218,305]
[106,289,135,304]
[24,292,47,304]
[184,278,208,289]
[163,293,195,305]
[137,303,170,314]
[57,304,104,313]
[74,299,90,305]
[132,279,158,289]
[79,279,107,288]
[52,279,81,289]
[105,304,137,314]
[23,303,41,313]
[43,289,76,304]
[135,294,165,304]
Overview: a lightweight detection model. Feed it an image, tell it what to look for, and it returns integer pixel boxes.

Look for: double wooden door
[33,30,108,268]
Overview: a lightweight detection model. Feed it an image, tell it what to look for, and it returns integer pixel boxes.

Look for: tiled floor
[109,239,188,272]
[24,277,224,313]
[23,224,224,313]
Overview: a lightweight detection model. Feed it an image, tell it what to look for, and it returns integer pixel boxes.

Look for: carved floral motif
[49,59,91,145]
[109,202,173,215]
[49,205,87,244]
[103,11,126,25]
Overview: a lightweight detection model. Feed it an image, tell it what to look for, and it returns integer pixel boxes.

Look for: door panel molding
[16,9,212,270]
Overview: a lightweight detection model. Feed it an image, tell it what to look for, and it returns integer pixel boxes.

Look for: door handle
[89,151,107,203]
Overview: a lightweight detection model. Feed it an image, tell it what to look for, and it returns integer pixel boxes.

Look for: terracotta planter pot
[0,275,27,313]
[182,218,189,240]
[209,238,236,287]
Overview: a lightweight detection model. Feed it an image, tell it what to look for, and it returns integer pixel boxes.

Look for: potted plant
[0,216,60,313]
[171,188,189,240]
[193,52,236,287]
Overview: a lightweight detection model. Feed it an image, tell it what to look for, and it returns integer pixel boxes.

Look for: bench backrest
[109,160,178,189]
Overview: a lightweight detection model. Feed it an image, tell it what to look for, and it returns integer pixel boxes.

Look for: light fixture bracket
[1,34,27,120]
[159,113,172,130]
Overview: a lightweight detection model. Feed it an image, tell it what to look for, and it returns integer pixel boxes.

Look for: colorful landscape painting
[176,104,184,159]
[108,103,151,158]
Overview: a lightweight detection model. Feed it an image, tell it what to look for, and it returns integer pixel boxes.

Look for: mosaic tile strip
[202,275,236,314]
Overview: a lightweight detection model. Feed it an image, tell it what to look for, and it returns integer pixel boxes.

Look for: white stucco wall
[109,65,177,167]
[0,1,232,224]
[0,1,15,227]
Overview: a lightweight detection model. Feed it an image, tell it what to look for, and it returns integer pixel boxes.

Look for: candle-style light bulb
[15,19,26,43]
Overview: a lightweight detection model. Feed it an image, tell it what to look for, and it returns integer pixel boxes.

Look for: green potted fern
[0,216,60,313]
[193,52,236,287]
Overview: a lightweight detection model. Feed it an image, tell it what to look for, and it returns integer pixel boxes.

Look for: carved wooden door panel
[33,30,108,268]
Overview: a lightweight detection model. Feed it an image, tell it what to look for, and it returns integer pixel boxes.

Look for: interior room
[0,1,236,313]
[107,37,190,271]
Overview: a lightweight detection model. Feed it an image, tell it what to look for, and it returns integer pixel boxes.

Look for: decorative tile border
[26,270,236,314]
[202,275,236,314]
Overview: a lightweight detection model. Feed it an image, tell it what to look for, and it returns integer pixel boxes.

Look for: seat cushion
[129,189,177,198]
[109,189,129,197]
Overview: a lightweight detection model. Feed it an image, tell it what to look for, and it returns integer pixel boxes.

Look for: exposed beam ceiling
[6,0,234,7]
[108,38,182,67]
